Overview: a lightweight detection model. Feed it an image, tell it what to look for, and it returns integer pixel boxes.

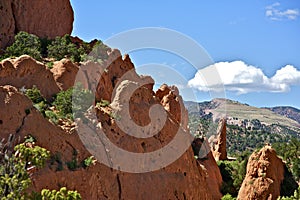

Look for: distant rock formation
[237,145,285,200]
[0,0,73,49]
[0,52,216,199]
[0,55,60,100]
[192,138,223,200]
[210,118,227,161]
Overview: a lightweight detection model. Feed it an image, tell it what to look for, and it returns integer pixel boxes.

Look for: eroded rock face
[0,85,32,138]
[210,118,227,161]
[91,53,213,199]
[156,84,189,130]
[0,52,216,199]
[0,55,60,100]
[0,0,73,49]
[237,145,285,200]
[95,50,136,102]
[0,85,89,162]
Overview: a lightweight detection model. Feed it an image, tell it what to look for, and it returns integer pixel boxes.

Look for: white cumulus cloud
[272,65,300,85]
[188,61,300,94]
[265,2,299,21]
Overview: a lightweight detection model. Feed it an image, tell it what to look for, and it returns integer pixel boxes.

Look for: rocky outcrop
[0,55,60,100]
[0,51,216,199]
[192,138,223,200]
[0,84,88,162]
[51,59,79,91]
[156,84,189,130]
[0,0,73,49]
[210,118,227,161]
[95,49,136,102]
[237,145,285,200]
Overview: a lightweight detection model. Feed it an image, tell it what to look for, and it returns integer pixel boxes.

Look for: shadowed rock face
[237,145,285,200]
[0,52,216,199]
[0,0,73,49]
[0,1,15,51]
[192,138,223,200]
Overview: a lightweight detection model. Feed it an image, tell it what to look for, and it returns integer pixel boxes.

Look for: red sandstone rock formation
[237,145,285,200]
[0,52,216,199]
[95,50,137,102]
[156,84,189,130]
[0,0,73,49]
[210,118,227,161]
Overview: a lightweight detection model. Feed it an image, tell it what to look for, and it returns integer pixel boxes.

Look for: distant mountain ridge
[184,98,300,137]
[264,106,300,124]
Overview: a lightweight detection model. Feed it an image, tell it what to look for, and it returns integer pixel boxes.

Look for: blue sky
[71,0,300,108]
